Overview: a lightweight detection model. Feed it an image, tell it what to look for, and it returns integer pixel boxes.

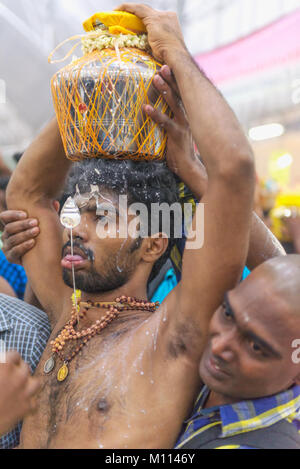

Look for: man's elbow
[215,147,255,187]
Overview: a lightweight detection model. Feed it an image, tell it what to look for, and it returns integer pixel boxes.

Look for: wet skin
[18,192,202,449]
[19,308,201,449]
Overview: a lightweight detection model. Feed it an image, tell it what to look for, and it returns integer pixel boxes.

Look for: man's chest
[19,350,182,448]
[20,318,201,448]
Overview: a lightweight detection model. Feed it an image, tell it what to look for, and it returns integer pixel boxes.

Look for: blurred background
[1,0,300,247]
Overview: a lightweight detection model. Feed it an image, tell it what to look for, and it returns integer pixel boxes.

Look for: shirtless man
[6,5,255,449]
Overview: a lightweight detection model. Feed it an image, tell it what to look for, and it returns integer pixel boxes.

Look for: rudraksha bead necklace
[44,291,159,382]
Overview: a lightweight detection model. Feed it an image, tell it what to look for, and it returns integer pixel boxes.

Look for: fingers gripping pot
[49,12,172,162]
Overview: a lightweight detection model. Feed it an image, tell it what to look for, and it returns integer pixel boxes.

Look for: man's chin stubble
[62,267,131,294]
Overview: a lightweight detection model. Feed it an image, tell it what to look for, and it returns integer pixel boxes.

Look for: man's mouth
[61,248,89,270]
[205,353,231,380]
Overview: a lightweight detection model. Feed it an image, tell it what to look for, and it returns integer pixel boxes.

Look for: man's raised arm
[168,47,255,313]
[117,4,255,357]
[6,118,72,323]
[144,64,285,273]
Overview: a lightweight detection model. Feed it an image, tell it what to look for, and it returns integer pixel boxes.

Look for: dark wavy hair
[63,159,179,285]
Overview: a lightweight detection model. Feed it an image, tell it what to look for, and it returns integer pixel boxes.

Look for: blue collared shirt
[0,250,27,299]
[175,385,300,449]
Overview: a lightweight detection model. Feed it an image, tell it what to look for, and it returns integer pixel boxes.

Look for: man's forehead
[233,267,277,307]
[229,281,298,343]
[73,190,133,221]
[74,187,118,209]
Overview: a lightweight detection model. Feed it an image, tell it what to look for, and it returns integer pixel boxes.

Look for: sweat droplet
[60,197,81,229]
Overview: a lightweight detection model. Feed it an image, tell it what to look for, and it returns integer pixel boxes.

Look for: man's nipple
[97,398,110,413]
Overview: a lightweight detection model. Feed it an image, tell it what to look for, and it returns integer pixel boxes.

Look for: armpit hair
[167,320,203,359]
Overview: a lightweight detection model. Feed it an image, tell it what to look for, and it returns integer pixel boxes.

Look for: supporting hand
[144,65,208,199]
[0,351,41,437]
[0,210,39,265]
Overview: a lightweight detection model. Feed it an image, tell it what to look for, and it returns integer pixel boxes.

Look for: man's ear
[142,234,169,263]
[52,200,60,213]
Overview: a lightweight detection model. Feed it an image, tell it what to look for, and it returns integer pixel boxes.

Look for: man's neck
[204,390,242,409]
[62,283,150,325]
[205,385,296,409]
[79,284,149,304]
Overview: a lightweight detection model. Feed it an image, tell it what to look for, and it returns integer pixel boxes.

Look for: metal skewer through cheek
[60,196,82,323]
[70,228,79,321]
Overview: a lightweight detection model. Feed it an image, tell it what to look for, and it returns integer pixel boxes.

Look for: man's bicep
[180,181,252,320]
[22,205,69,323]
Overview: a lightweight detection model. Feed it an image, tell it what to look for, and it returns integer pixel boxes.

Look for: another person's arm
[285,217,300,254]
[0,276,16,297]
[0,211,40,265]
[246,212,285,268]
[0,351,41,438]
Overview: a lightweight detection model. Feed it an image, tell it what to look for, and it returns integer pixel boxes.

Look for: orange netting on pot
[49,11,172,162]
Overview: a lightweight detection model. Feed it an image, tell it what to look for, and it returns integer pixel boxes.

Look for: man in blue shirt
[0,250,27,300]
[176,255,300,449]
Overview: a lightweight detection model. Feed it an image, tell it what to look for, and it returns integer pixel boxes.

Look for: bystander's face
[199,270,300,403]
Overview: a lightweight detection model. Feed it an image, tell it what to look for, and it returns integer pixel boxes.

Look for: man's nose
[66,218,89,242]
[211,330,236,362]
